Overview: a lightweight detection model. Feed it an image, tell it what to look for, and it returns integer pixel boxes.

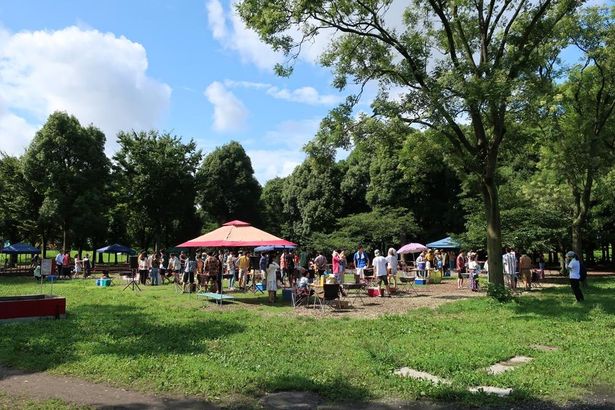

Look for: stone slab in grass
[487,356,533,375]
[468,386,513,397]
[394,367,452,385]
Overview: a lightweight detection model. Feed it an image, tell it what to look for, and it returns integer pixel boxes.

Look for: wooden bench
[196,292,235,306]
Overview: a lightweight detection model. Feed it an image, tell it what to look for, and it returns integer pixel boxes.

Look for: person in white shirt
[266,260,279,303]
[385,248,398,287]
[372,249,391,298]
[566,251,584,302]
[55,251,64,276]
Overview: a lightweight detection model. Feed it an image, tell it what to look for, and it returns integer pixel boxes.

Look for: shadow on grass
[511,278,615,321]
[0,302,245,375]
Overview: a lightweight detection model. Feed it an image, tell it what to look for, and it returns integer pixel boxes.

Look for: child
[266,259,279,303]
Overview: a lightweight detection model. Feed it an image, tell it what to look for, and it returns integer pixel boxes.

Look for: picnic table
[196,292,235,306]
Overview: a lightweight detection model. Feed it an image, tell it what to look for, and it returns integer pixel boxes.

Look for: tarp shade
[425,236,461,249]
[178,220,296,248]
[0,242,40,254]
[96,244,135,254]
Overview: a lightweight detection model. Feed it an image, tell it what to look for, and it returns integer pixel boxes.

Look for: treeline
[0,112,465,257]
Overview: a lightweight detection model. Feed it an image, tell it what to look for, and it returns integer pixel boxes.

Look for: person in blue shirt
[353,245,369,284]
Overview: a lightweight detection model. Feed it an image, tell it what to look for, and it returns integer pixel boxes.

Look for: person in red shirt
[456,251,466,289]
[62,251,71,279]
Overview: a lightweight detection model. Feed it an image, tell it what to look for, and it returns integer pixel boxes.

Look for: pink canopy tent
[177,220,297,248]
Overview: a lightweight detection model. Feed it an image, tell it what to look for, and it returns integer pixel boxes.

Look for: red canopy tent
[177,220,296,248]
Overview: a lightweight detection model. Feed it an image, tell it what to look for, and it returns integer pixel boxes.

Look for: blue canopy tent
[0,242,40,268]
[254,245,296,252]
[0,242,40,254]
[426,236,461,249]
[95,243,135,264]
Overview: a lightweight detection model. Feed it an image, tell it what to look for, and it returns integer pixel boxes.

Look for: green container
[430,269,442,284]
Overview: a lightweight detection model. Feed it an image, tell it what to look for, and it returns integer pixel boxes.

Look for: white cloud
[0,25,171,155]
[224,79,340,105]
[246,149,304,184]
[263,118,320,148]
[266,86,339,105]
[206,0,283,70]
[207,0,227,40]
[0,109,38,156]
[204,81,248,132]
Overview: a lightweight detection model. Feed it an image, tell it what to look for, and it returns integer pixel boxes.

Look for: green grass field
[0,277,614,408]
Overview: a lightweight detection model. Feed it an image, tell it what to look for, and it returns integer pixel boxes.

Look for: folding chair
[291,286,310,308]
[397,275,418,296]
[173,272,184,294]
[315,284,341,311]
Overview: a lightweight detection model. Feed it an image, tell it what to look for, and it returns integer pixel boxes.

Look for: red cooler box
[367,287,381,297]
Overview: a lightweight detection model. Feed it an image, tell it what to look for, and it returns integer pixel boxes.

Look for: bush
[486,283,514,302]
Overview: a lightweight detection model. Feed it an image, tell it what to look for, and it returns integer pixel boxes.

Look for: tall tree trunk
[480,169,504,286]
[62,224,67,252]
[41,233,47,259]
[571,171,593,260]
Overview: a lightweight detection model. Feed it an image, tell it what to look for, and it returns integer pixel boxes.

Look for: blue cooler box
[96,278,112,287]
[256,283,266,292]
[47,275,57,282]
[415,277,428,285]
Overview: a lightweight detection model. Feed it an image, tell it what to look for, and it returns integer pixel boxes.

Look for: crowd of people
[29,244,585,303]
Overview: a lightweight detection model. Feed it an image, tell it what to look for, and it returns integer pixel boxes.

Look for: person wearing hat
[566,251,584,302]
[372,249,391,297]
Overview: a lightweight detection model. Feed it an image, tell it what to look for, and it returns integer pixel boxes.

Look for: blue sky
[0,0,344,182]
[0,0,608,183]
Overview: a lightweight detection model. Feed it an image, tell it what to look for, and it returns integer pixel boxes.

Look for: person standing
[519,252,532,291]
[566,251,584,302]
[150,253,160,286]
[159,250,168,283]
[372,250,391,297]
[55,251,64,276]
[259,253,268,285]
[386,248,398,288]
[204,252,221,293]
[456,251,466,289]
[266,258,279,303]
[74,254,82,278]
[138,251,149,285]
[83,254,91,278]
[238,251,250,290]
[168,253,180,284]
[183,254,196,293]
[227,252,237,290]
[353,245,369,284]
[314,251,327,278]
[62,251,71,279]
[332,249,341,281]
[280,250,289,285]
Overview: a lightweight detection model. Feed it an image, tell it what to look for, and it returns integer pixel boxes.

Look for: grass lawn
[0,276,614,408]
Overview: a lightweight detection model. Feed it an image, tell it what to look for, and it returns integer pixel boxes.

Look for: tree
[196,141,262,226]
[22,112,110,253]
[537,7,615,258]
[281,156,342,243]
[238,0,580,287]
[308,207,417,254]
[261,177,288,236]
[113,130,201,250]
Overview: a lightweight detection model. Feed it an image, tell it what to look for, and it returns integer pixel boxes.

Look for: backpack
[579,261,587,281]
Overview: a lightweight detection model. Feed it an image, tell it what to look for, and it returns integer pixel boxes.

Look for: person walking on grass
[386,248,398,288]
[238,251,251,290]
[373,249,391,298]
[456,251,466,289]
[519,252,532,291]
[566,251,584,303]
